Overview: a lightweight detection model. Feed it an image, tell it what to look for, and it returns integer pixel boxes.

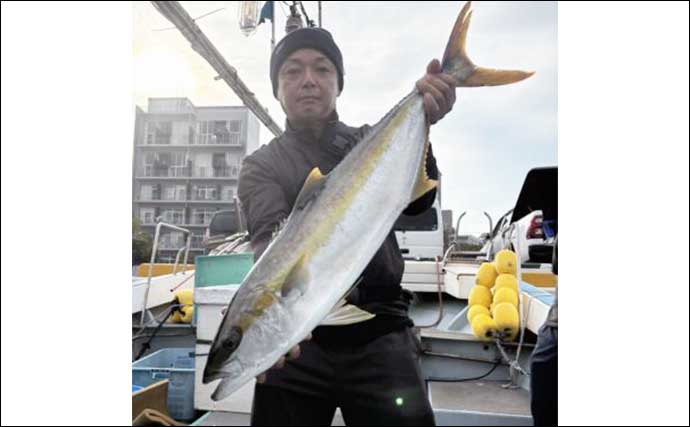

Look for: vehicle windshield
[394,208,438,232]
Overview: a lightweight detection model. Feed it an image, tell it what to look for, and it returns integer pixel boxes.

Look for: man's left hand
[416,59,459,125]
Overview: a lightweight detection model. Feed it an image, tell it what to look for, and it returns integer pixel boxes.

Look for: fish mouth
[203,358,243,385]
[203,327,244,384]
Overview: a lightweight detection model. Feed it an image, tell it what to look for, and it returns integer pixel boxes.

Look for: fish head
[202,280,294,388]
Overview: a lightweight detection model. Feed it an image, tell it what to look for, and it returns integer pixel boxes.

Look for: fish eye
[224,326,243,351]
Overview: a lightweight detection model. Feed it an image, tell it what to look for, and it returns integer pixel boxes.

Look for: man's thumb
[427,59,442,74]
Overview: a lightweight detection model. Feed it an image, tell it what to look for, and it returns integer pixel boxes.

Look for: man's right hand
[256,333,312,383]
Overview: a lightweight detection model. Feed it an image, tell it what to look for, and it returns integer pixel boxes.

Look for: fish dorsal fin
[411,131,439,202]
[270,216,288,242]
[320,300,375,326]
[294,167,327,210]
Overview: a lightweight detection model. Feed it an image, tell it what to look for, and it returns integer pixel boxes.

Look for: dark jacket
[237,114,439,345]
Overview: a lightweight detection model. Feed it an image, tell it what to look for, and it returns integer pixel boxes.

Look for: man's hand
[256,333,312,384]
[416,59,459,125]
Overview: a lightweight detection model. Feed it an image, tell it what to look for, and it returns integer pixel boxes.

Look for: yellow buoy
[495,249,518,275]
[467,305,490,324]
[180,305,194,323]
[495,274,519,293]
[170,310,183,323]
[174,289,194,306]
[493,302,520,340]
[469,286,492,308]
[475,262,498,288]
[493,287,519,308]
[471,314,498,341]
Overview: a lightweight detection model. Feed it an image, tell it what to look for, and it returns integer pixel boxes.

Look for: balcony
[136,194,232,204]
[136,198,187,204]
[194,133,243,147]
[138,166,190,178]
[136,166,240,180]
[192,166,240,179]
[140,134,244,147]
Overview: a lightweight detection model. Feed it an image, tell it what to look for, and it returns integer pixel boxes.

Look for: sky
[133,1,557,236]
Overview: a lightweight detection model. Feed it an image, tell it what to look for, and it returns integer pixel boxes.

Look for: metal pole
[173,247,185,274]
[271,0,276,51]
[484,211,493,261]
[181,234,192,272]
[318,1,322,27]
[454,211,466,244]
[141,222,162,327]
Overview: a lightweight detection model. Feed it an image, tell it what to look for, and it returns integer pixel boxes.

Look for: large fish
[203,0,533,400]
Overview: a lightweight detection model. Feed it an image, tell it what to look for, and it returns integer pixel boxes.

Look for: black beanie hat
[270,27,344,98]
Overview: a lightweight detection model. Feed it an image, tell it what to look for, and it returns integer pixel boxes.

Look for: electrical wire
[425,358,502,383]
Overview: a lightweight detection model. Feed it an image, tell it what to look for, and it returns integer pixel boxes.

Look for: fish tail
[441,1,534,87]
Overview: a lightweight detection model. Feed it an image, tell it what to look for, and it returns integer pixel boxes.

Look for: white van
[394,198,444,261]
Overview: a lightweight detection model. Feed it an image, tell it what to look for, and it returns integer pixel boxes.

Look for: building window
[194,166,209,178]
[161,184,185,201]
[221,185,234,201]
[198,120,242,145]
[194,184,218,201]
[188,123,197,145]
[198,121,214,145]
[161,208,185,225]
[140,208,156,225]
[191,233,204,249]
[160,231,185,249]
[169,152,188,177]
[157,184,185,201]
[140,184,157,200]
[175,184,186,201]
[146,121,172,145]
[192,208,216,225]
[212,153,227,176]
[142,153,156,176]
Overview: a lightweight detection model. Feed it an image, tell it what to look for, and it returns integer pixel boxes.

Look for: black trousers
[250,327,435,426]
[530,325,558,426]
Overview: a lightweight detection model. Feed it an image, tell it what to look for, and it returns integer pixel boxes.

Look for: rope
[170,272,195,292]
[495,337,530,377]
[416,256,445,329]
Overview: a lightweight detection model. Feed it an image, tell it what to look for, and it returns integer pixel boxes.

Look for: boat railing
[139,222,192,327]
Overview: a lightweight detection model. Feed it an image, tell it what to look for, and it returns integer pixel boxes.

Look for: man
[238,27,458,426]
[530,237,558,426]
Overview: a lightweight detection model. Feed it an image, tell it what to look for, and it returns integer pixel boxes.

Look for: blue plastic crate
[132,348,195,420]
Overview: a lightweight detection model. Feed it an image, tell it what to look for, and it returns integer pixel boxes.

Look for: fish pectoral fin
[294,167,327,211]
[280,253,309,298]
[320,302,375,326]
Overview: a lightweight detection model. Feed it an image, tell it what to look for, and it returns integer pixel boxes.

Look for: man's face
[277,48,339,126]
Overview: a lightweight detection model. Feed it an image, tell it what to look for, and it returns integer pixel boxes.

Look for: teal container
[194,253,254,288]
